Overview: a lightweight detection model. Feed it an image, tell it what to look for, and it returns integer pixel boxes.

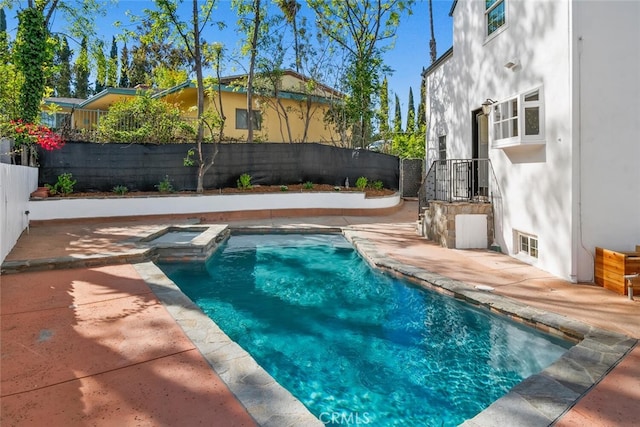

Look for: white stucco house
[422,0,640,283]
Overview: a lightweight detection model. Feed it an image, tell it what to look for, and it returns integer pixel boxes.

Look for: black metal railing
[419,159,495,211]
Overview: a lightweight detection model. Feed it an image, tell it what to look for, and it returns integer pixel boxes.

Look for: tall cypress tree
[54,36,73,97]
[73,36,90,98]
[107,36,118,87]
[417,82,426,132]
[406,87,415,134]
[377,77,390,140]
[129,44,150,87]
[93,40,107,93]
[0,7,18,119]
[393,94,402,135]
[0,8,9,62]
[119,43,130,88]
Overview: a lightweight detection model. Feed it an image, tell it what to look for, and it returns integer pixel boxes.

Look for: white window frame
[485,0,507,40]
[40,111,71,129]
[517,231,538,259]
[490,87,545,149]
[438,135,447,164]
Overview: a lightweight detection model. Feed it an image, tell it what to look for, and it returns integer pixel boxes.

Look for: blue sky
[5,0,453,122]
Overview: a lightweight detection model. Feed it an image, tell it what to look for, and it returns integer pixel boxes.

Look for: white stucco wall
[0,164,38,265]
[427,0,578,280]
[572,0,640,279]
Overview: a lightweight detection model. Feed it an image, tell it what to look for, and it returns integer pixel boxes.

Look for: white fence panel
[0,164,38,266]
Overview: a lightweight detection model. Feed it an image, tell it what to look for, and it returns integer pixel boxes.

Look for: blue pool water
[158,234,570,426]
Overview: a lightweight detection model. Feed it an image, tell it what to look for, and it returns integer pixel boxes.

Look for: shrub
[280,185,288,191]
[46,173,76,196]
[371,180,384,190]
[355,176,368,190]
[237,173,252,190]
[303,181,314,190]
[112,185,129,195]
[155,175,174,193]
[98,93,195,143]
[1,120,64,151]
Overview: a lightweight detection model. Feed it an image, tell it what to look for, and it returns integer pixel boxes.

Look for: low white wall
[1,164,39,265]
[27,192,401,221]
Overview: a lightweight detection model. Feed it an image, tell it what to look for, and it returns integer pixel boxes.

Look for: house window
[485,0,506,37]
[492,98,518,140]
[40,112,56,128]
[491,87,544,147]
[40,111,70,129]
[235,109,262,130]
[438,135,447,163]
[518,231,538,258]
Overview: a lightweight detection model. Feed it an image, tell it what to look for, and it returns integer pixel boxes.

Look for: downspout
[571,3,592,283]
[568,0,579,283]
[570,35,582,284]
[575,35,594,283]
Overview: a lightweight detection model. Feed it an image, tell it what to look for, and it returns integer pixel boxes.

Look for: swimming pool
[158,233,570,426]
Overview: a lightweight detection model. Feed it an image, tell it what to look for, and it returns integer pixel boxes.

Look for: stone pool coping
[3,223,637,426]
[343,229,638,427]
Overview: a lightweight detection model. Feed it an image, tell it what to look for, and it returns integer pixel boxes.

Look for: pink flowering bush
[1,119,65,151]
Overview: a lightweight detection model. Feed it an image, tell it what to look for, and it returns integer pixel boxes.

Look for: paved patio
[1,200,638,426]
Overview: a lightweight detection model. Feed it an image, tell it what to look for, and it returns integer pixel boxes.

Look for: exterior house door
[472,109,490,198]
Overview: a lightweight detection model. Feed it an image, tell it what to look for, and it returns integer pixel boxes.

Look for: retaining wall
[422,201,494,249]
[27,192,402,221]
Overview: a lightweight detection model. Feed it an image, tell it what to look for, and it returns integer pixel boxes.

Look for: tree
[417,80,426,130]
[202,42,227,142]
[249,7,299,143]
[129,44,151,87]
[152,65,188,89]
[2,0,106,119]
[73,36,90,98]
[391,131,425,159]
[428,0,437,64]
[393,93,402,134]
[148,0,224,193]
[406,87,415,133]
[0,8,8,59]
[309,0,414,148]
[126,16,191,89]
[275,0,301,72]
[119,43,130,87]
[0,7,22,120]
[233,0,267,144]
[52,36,73,97]
[377,77,390,140]
[106,36,118,87]
[15,6,48,122]
[93,40,107,93]
[250,3,339,144]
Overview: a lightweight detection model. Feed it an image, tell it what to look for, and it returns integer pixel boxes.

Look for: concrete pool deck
[1,199,638,426]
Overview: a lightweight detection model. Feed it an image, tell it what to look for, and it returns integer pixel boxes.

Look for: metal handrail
[419,159,494,210]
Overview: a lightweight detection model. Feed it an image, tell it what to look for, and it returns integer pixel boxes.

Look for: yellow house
[42,87,146,140]
[155,70,345,144]
[42,70,345,145]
